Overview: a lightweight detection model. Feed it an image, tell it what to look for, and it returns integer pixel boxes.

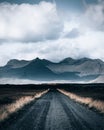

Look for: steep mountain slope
[6,59,29,68]
[91,75,104,83]
[0,58,56,80]
[48,58,104,76]
[0,57,104,82]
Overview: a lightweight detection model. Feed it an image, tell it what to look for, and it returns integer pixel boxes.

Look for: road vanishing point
[0,89,104,130]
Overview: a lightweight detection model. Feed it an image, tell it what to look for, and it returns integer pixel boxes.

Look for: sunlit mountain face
[0,0,104,83]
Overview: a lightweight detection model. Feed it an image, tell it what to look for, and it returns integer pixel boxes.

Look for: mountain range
[0,57,104,82]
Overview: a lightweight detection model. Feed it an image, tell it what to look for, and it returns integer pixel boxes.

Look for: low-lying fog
[0,78,87,84]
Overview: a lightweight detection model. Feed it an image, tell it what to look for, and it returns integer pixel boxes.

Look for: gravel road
[0,89,104,130]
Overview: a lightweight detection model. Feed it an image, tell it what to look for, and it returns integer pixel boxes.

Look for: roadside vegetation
[58,88,104,113]
[0,85,48,121]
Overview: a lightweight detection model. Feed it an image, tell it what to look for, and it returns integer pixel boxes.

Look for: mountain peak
[60,57,75,64]
[6,59,29,68]
[31,57,40,61]
[35,57,41,60]
[0,57,104,82]
[7,59,20,66]
[31,57,52,66]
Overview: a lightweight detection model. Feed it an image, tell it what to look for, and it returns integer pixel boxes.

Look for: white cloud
[0,1,104,66]
[0,30,104,66]
[0,2,62,42]
[82,1,104,31]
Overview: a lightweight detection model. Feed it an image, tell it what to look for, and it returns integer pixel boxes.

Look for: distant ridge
[0,57,104,82]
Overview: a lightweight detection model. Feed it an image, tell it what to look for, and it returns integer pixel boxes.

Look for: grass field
[58,84,104,113]
[0,85,48,121]
[0,83,104,122]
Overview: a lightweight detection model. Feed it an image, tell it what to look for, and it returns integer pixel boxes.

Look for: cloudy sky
[0,0,104,66]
